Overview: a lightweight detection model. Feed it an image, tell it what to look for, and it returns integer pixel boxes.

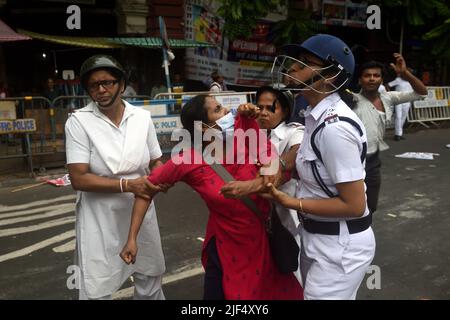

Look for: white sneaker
[446,144,450,148]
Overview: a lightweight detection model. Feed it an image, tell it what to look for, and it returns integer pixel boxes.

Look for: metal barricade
[52,94,153,162]
[154,91,257,106]
[408,86,450,128]
[0,94,154,176]
[0,96,53,176]
[132,92,257,154]
[131,98,183,154]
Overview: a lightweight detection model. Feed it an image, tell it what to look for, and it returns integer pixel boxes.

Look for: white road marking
[0,195,76,213]
[0,216,75,238]
[52,238,76,253]
[0,230,75,263]
[0,203,75,219]
[196,237,204,242]
[0,206,75,226]
[112,264,204,300]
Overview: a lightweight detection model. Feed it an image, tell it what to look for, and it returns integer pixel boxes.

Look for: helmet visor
[271,55,349,94]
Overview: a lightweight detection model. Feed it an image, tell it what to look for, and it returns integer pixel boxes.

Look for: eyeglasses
[87,80,119,92]
[295,56,326,69]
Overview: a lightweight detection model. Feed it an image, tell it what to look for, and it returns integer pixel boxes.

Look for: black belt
[298,213,372,235]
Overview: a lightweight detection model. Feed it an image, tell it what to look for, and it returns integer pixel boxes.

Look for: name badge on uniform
[324,114,339,124]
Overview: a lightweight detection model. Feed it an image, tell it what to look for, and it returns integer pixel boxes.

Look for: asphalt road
[0,127,449,300]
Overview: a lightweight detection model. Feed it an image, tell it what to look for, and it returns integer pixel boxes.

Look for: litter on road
[395,152,440,160]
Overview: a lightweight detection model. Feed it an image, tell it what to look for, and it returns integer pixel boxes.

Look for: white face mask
[203,110,236,141]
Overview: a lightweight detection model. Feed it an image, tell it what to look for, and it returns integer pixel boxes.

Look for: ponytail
[339,88,356,109]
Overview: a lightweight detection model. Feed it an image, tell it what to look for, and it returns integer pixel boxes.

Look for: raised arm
[390,53,427,95]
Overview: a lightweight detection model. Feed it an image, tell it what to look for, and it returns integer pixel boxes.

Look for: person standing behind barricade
[150,77,168,99]
[388,69,415,141]
[65,55,169,300]
[0,81,9,98]
[172,73,184,94]
[43,77,62,103]
[209,70,225,92]
[122,74,138,99]
[353,57,427,214]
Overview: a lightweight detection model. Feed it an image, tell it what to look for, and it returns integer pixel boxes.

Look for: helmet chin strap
[93,87,122,109]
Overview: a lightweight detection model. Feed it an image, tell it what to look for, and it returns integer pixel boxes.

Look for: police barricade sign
[152,116,183,134]
[409,86,450,126]
[215,94,247,110]
[141,103,168,116]
[0,119,37,134]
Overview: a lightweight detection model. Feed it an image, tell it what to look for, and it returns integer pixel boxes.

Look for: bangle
[125,179,129,192]
[298,198,304,213]
[119,178,124,193]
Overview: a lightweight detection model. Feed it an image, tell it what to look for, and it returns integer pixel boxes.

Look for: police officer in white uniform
[65,55,166,300]
[265,34,376,299]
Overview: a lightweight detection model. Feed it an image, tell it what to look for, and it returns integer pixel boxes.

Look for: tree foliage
[373,0,450,59]
[216,0,284,40]
[271,9,323,46]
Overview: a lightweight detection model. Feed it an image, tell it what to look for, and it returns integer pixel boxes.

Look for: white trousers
[395,102,411,136]
[79,273,165,300]
[300,222,376,300]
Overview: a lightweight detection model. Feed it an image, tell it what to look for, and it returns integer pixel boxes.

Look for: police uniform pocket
[341,228,376,275]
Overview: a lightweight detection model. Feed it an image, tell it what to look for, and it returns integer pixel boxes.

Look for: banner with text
[184,0,277,87]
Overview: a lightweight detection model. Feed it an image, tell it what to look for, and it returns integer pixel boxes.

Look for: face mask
[203,111,235,141]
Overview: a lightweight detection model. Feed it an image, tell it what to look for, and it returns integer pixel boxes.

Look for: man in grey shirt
[353,53,427,213]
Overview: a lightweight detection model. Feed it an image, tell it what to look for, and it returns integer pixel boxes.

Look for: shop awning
[0,20,31,42]
[18,29,215,49]
[110,37,216,48]
[18,30,121,48]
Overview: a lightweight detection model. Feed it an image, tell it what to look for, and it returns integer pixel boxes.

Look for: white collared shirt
[353,90,425,154]
[66,100,162,168]
[295,93,369,221]
[270,121,304,156]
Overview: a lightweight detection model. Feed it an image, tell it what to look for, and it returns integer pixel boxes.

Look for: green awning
[18,30,121,48]
[18,29,216,49]
[110,37,216,48]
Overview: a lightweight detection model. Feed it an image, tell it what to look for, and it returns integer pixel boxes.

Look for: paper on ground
[395,152,440,160]
[47,174,71,187]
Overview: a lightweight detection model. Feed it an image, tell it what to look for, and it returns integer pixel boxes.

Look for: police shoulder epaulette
[324,105,339,124]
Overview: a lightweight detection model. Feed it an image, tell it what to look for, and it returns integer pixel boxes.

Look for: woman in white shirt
[255,86,304,284]
[263,34,375,300]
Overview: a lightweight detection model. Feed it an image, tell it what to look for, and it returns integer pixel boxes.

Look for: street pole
[159,16,172,97]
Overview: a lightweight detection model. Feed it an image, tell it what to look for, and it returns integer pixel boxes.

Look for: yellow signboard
[0,119,36,134]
